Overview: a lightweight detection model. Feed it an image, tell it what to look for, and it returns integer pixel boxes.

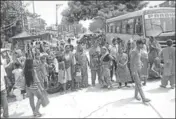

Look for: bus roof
[106,7,175,23]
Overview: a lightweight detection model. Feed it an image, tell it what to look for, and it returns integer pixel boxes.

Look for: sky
[24,1,165,27]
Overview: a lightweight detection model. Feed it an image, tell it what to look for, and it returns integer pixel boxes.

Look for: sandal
[33,112,42,117]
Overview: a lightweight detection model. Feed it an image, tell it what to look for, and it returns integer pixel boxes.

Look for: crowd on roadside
[1,33,175,118]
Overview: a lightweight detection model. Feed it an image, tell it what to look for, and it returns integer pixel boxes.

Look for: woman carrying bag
[24,55,49,117]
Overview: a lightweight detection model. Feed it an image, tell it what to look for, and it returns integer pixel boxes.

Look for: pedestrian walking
[130,39,151,104]
[24,59,43,117]
[160,39,175,89]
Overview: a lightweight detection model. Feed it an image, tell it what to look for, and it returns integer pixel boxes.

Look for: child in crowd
[57,55,67,93]
[12,62,26,99]
[149,57,163,79]
[74,63,82,90]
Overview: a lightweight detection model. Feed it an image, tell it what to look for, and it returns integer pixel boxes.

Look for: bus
[106,7,175,48]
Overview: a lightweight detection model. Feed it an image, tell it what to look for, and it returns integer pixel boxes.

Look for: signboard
[145,13,175,19]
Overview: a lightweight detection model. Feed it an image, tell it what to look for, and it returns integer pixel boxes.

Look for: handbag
[40,89,50,107]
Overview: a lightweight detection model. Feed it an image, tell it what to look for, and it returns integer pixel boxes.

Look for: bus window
[127,18,134,34]
[122,20,128,34]
[116,21,121,33]
[135,17,143,36]
[106,25,109,33]
[108,25,111,33]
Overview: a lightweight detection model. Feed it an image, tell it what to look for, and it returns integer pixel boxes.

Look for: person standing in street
[130,39,151,104]
[75,42,89,88]
[140,39,149,86]
[160,39,175,89]
[64,44,76,91]
[116,47,132,88]
[1,61,9,118]
[89,40,102,86]
[109,38,118,82]
[100,46,113,89]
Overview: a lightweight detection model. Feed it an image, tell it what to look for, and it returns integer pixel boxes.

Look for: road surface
[6,78,175,118]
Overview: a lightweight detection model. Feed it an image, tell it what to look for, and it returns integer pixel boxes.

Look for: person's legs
[97,69,103,86]
[34,90,42,117]
[1,90,9,118]
[169,75,175,89]
[91,70,96,86]
[105,70,113,89]
[110,65,113,80]
[143,77,147,86]
[28,89,36,114]
[134,82,140,100]
[63,83,66,92]
[160,76,168,88]
[133,72,150,103]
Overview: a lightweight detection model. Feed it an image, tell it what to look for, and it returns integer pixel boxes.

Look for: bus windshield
[144,11,175,37]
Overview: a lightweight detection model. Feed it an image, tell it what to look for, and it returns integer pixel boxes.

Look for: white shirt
[1,65,7,91]
[53,58,59,73]
[109,44,118,59]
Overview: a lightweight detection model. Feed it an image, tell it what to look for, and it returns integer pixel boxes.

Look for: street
[8,78,175,118]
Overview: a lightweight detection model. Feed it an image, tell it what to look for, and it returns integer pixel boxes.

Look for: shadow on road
[112,97,141,107]
[10,112,32,118]
[146,87,170,94]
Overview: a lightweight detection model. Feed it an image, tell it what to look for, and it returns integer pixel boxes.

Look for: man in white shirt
[1,63,9,118]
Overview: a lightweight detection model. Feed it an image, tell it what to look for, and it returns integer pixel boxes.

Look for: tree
[0,1,27,40]
[61,1,149,24]
[89,19,105,32]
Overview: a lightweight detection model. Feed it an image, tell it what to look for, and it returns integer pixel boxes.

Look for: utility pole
[56,4,62,26]
[32,1,35,14]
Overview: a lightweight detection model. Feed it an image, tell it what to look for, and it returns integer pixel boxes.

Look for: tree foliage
[0,1,46,40]
[89,19,105,32]
[61,1,149,24]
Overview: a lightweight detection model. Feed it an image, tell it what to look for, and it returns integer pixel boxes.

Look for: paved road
[7,79,175,118]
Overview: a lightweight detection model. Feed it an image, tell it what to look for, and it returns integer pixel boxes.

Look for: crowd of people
[1,33,175,118]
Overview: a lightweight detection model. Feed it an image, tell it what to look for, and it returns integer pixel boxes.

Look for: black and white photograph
[0,0,175,118]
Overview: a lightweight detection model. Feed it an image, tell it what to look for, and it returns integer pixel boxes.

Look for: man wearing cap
[160,39,175,89]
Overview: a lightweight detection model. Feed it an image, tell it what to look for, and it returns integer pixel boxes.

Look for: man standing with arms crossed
[130,39,151,104]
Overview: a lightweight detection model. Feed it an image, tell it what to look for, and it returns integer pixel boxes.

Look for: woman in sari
[117,47,132,88]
